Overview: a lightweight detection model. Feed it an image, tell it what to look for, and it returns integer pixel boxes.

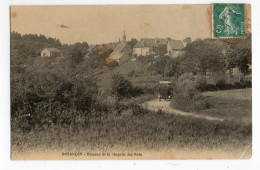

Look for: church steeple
[122,30,126,42]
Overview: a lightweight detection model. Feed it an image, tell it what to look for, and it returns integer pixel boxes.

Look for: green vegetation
[12,108,251,153]
[170,73,209,112]
[11,32,252,155]
[201,88,252,125]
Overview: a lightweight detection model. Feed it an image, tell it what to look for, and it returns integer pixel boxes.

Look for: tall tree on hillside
[228,49,251,74]
[179,39,226,74]
[226,34,251,74]
[70,42,89,56]
[70,48,83,64]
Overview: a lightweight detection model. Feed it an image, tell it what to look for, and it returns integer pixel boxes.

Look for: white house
[41,48,62,57]
[133,38,168,56]
[133,38,155,56]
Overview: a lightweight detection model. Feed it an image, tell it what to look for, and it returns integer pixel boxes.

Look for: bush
[171,73,209,112]
[199,84,218,92]
[128,102,149,116]
[127,70,135,77]
[111,73,134,98]
[243,81,252,88]
[234,82,242,89]
[216,79,226,90]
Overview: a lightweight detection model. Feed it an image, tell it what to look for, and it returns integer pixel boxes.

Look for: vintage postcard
[10,4,252,160]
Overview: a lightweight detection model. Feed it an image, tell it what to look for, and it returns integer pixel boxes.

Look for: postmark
[212,4,245,38]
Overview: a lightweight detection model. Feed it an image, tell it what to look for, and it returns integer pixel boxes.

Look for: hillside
[96,60,149,87]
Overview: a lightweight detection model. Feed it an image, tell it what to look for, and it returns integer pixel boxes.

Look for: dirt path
[142,99,224,122]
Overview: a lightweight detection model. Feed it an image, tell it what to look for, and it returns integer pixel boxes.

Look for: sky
[11,5,211,45]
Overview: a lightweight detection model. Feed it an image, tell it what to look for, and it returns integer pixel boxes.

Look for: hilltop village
[34,30,251,86]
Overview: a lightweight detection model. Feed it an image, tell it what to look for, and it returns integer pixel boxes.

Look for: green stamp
[212,4,245,38]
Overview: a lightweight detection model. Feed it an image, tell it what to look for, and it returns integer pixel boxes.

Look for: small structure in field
[41,48,62,57]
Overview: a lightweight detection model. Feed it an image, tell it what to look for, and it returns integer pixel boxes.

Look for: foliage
[111,73,134,98]
[183,37,192,44]
[12,108,251,153]
[11,32,62,74]
[227,48,251,74]
[69,42,89,56]
[11,32,252,155]
[70,48,84,64]
[127,38,138,49]
[178,39,226,74]
[153,44,167,56]
[148,56,179,77]
[171,73,209,111]
[87,45,114,69]
[127,70,135,77]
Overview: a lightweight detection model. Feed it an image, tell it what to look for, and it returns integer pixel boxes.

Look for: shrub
[199,84,218,92]
[216,79,226,90]
[128,102,149,116]
[243,81,252,88]
[171,73,209,112]
[111,73,134,98]
[234,82,244,89]
[127,70,135,77]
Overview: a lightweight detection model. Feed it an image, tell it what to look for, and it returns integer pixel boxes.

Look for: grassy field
[201,88,252,125]
[12,93,252,159]
[11,60,252,159]
[12,109,251,155]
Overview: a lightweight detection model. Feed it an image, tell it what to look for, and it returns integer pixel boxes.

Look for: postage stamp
[212,4,245,38]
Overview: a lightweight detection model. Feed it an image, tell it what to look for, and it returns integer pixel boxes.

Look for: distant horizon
[11,5,211,45]
[11,30,198,46]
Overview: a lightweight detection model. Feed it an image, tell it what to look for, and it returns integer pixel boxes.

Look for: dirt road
[142,99,224,122]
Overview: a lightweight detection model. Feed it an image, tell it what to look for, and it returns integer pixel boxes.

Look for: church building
[106,30,132,65]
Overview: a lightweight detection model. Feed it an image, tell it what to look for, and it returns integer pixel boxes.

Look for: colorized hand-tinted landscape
[10,5,252,159]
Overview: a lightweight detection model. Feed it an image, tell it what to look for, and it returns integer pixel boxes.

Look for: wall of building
[41,50,51,57]
[133,47,150,56]
[168,49,184,58]
[41,50,61,57]
[50,51,62,57]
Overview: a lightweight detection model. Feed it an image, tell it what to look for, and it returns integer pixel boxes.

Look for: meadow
[201,88,252,125]
[12,90,252,158]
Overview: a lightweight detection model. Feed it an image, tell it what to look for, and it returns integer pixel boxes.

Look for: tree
[127,38,138,49]
[183,37,192,45]
[228,48,251,74]
[111,73,133,98]
[226,35,252,74]
[70,48,83,64]
[179,39,226,74]
[148,56,178,77]
[164,58,178,77]
[153,44,167,56]
[171,73,209,111]
[70,42,89,56]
